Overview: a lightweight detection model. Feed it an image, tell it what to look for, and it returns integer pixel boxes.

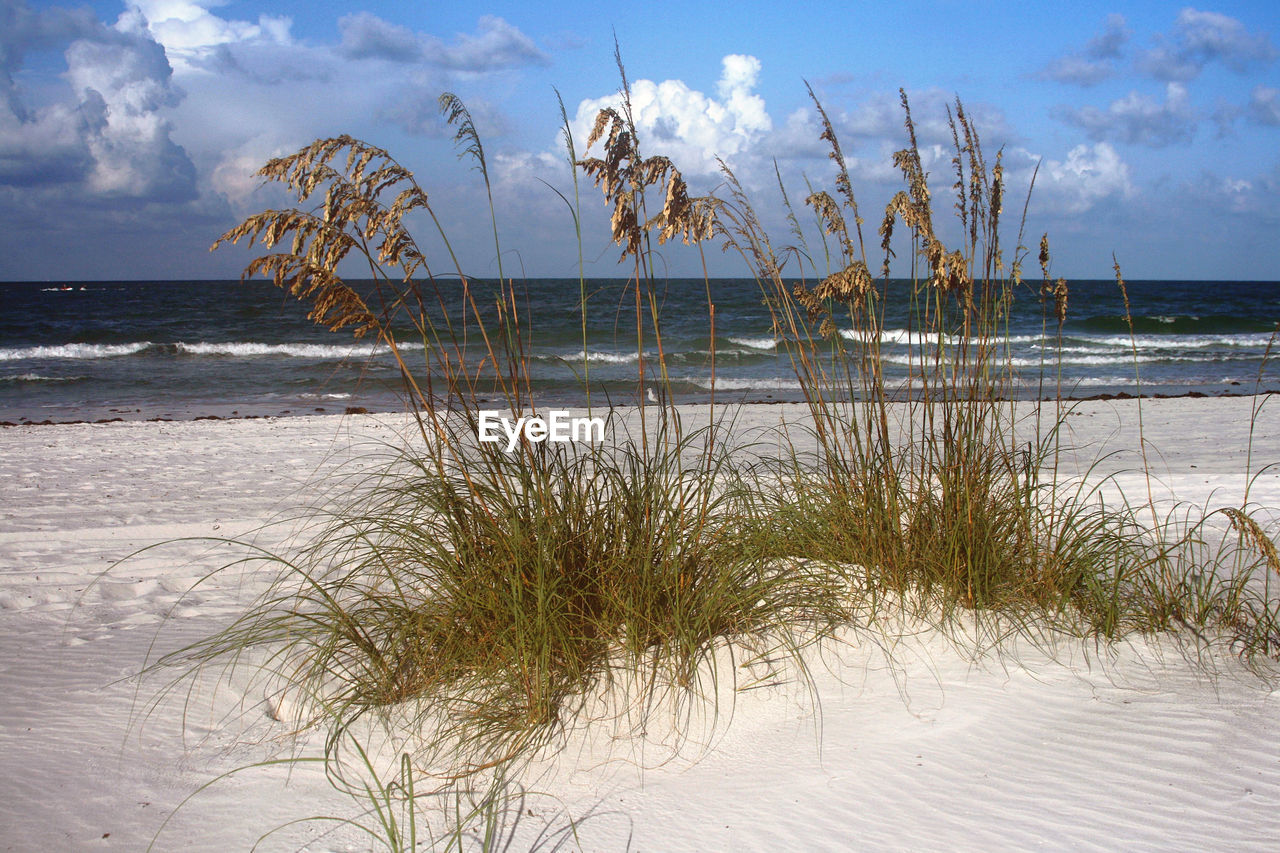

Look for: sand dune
[1,400,1277,851]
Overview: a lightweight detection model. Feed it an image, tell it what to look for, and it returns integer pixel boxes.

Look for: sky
[1,0,1278,281]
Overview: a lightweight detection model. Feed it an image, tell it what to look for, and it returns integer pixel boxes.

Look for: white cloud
[1140,8,1276,81]
[572,54,772,175]
[1039,55,1118,87]
[1181,166,1280,221]
[1086,13,1131,60]
[128,0,292,73]
[380,86,510,139]
[814,88,1012,153]
[207,134,293,206]
[338,12,424,62]
[1039,14,1131,86]
[338,12,547,70]
[765,106,835,166]
[1,1,99,185]
[64,7,195,199]
[1058,82,1196,147]
[0,99,91,186]
[0,2,196,200]
[494,150,560,185]
[1016,143,1134,215]
[1,1,98,75]
[422,15,547,70]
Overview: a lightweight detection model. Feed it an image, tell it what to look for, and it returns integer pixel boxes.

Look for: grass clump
[716,88,1280,654]
[169,420,843,778]
[161,57,842,811]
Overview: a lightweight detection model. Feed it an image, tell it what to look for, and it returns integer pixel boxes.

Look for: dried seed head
[814,261,873,302]
[586,108,614,150]
[792,282,825,323]
[1053,278,1069,324]
[1114,256,1131,319]
[580,106,715,258]
[1222,507,1280,578]
[651,169,716,245]
[210,135,430,337]
[930,248,972,295]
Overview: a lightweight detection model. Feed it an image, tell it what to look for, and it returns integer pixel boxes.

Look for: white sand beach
[1,399,1278,851]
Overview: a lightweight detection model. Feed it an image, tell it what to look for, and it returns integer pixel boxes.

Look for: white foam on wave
[1,340,430,362]
[535,350,645,365]
[727,336,779,350]
[878,351,1240,368]
[688,377,802,391]
[850,328,1273,353]
[1071,332,1276,351]
[0,342,151,361]
[0,373,84,383]
[853,329,1052,347]
[176,341,424,358]
[579,350,641,364]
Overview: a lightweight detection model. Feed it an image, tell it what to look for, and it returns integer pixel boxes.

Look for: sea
[2,278,1278,423]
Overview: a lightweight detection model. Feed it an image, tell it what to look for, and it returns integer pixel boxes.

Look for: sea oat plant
[162,69,842,816]
[720,89,1280,651]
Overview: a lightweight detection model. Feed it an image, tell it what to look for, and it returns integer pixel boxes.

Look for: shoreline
[3,386,1276,428]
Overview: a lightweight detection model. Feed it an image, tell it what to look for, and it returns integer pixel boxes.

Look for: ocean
[2,278,1278,423]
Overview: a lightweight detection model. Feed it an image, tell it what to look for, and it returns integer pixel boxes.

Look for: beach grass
[144,54,1280,846]
[714,89,1280,655]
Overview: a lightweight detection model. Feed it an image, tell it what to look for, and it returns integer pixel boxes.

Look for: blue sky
[1,0,1277,280]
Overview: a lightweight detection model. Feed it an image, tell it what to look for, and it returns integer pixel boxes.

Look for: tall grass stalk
[548,87,592,413]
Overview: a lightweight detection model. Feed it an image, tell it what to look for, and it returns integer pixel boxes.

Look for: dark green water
[2,278,1278,422]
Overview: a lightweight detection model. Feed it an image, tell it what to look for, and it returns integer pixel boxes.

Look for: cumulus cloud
[1039,14,1131,86]
[772,89,1013,191]
[66,8,195,199]
[339,13,547,70]
[0,1,196,200]
[207,134,295,206]
[378,87,448,136]
[1086,13,1131,59]
[494,150,560,184]
[120,0,294,77]
[1025,142,1134,215]
[1180,165,1280,221]
[572,55,772,175]
[1038,55,1119,88]
[1,1,98,75]
[1057,82,1196,147]
[123,1,319,87]
[424,15,548,70]
[338,12,421,62]
[0,3,94,184]
[0,100,92,186]
[1140,8,1276,81]
[128,0,292,73]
